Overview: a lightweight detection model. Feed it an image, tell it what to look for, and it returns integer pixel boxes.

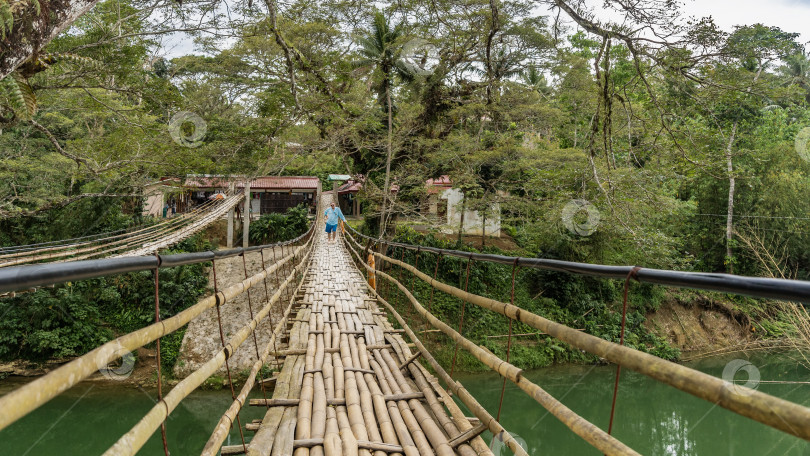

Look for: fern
[0,53,102,121]
[48,53,105,71]
[0,75,25,114]
[10,72,36,118]
[0,72,36,120]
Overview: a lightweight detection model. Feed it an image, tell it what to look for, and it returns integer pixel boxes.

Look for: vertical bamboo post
[450,253,473,379]
[497,258,520,422]
[227,181,235,248]
[244,180,251,248]
[153,258,169,456]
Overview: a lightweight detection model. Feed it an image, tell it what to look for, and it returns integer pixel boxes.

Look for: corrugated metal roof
[245,177,320,189]
[338,181,362,194]
[181,176,319,190]
[426,175,452,186]
[183,176,233,188]
[337,180,398,194]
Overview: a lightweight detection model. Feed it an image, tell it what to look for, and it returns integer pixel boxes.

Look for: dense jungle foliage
[0,235,210,370]
[372,227,679,371]
[2,0,810,367]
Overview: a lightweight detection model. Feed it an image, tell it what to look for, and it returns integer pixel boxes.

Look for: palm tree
[781,50,810,103]
[353,11,414,238]
[522,65,552,99]
[354,11,413,116]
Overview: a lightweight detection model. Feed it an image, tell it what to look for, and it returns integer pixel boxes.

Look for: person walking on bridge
[324,201,347,243]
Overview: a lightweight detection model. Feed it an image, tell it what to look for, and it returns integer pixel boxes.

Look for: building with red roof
[145,175,321,217]
[335,175,398,217]
[424,175,501,237]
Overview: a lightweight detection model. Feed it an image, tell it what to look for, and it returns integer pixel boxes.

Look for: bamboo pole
[351,232,810,443]
[0,236,310,433]
[274,333,308,456]
[447,424,488,448]
[105,245,315,456]
[201,248,313,456]
[354,340,402,455]
[368,358,420,456]
[224,439,407,454]
[347,234,640,455]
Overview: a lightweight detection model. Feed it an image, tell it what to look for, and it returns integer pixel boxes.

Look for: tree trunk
[457,195,465,244]
[481,210,486,248]
[725,121,738,274]
[1,0,102,79]
[379,85,394,238]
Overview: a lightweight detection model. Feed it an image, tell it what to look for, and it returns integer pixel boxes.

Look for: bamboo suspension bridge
[1,191,810,455]
[0,190,245,269]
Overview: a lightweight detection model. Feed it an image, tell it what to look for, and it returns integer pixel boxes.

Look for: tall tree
[353,11,413,237]
[717,24,800,272]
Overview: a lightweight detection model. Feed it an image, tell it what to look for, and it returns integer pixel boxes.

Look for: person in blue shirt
[324,201,347,242]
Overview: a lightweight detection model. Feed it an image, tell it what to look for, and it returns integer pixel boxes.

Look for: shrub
[249,205,309,244]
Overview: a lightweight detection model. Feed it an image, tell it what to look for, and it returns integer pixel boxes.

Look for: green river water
[1,350,808,455]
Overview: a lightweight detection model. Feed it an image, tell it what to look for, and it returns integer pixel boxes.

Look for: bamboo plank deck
[230,224,490,456]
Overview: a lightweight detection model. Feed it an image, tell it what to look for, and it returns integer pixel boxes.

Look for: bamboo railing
[119,192,245,258]
[0,221,315,434]
[343,228,810,448]
[345,229,638,455]
[0,196,221,264]
[7,200,810,455]
[104,237,315,456]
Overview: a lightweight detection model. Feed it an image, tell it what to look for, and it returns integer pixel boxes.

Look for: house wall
[440,188,500,236]
[428,198,438,214]
[142,184,169,217]
[144,192,164,217]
